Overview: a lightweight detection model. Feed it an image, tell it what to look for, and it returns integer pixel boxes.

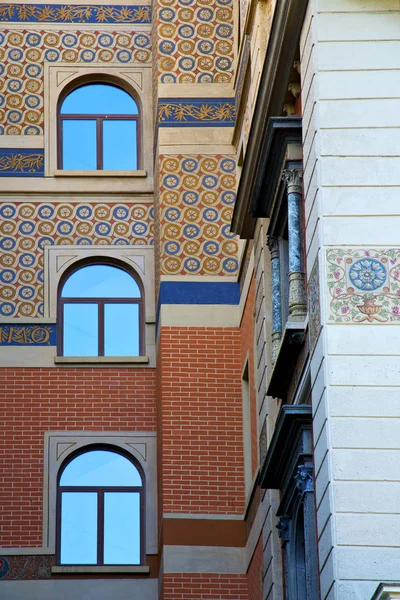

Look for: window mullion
[99,301,104,356]
[97,117,103,170]
[97,490,104,565]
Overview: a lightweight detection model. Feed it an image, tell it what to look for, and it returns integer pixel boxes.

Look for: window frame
[56,445,146,567]
[57,258,145,358]
[57,81,141,171]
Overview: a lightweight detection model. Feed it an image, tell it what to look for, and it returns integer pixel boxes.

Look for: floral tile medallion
[327,248,400,323]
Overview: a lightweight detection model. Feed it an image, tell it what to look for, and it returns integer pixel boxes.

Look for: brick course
[163,574,249,600]
[158,327,245,515]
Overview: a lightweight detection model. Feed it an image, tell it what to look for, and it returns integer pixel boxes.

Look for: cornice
[231,0,308,238]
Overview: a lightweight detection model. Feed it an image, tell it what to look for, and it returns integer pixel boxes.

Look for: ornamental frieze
[0,4,151,23]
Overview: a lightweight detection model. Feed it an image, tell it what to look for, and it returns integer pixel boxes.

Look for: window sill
[51,565,150,575]
[54,356,149,364]
[54,169,147,178]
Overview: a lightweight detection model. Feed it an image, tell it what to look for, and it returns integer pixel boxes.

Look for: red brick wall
[0,367,156,547]
[248,538,263,600]
[163,574,249,600]
[240,277,258,478]
[158,327,245,515]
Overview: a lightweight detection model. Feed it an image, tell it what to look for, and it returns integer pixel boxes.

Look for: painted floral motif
[158,99,235,126]
[157,0,234,83]
[0,150,44,175]
[327,248,400,323]
[0,4,151,23]
[159,154,238,276]
[348,259,386,291]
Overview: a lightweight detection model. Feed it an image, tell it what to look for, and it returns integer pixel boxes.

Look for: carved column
[267,235,282,364]
[282,168,307,321]
[295,464,320,600]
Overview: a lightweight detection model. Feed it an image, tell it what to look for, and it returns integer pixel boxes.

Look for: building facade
[1,1,400,600]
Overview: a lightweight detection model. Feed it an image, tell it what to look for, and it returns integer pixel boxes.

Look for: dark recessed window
[57,448,144,565]
[59,83,139,170]
[59,262,143,357]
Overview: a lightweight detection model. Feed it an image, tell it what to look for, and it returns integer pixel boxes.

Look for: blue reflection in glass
[60,450,142,487]
[60,492,97,564]
[63,303,98,356]
[61,84,138,115]
[103,120,137,170]
[62,120,96,170]
[104,303,139,356]
[104,492,140,564]
[62,265,140,298]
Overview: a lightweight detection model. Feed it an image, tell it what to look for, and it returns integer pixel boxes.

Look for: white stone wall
[301,1,400,599]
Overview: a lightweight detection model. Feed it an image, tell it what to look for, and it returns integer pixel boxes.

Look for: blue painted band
[157,98,236,127]
[0,324,56,345]
[0,149,44,177]
[157,281,240,332]
[159,281,240,306]
[0,4,151,23]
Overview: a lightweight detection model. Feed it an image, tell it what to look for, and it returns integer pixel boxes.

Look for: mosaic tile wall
[159,154,238,276]
[0,202,154,318]
[156,0,234,84]
[0,28,151,134]
[327,248,400,324]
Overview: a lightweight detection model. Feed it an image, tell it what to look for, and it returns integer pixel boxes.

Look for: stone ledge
[266,319,307,400]
[54,169,147,177]
[54,356,149,364]
[51,565,150,575]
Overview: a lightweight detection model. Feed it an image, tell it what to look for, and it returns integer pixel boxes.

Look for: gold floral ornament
[0,4,151,23]
[158,102,235,124]
[0,152,43,173]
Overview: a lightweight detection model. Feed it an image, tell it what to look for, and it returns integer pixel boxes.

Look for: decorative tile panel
[0,149,44,175]
[0,555,54,580]
[0,202,154,318]
[0,28,151,134]
[157,98,235,126]
[0,4,151,24]
[156,0,234,84]
[308,254,321,351]
[327,248,400,323]
[159,154,239,276]
[0,324,56,345]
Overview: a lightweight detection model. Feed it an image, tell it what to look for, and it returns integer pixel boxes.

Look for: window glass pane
[61,84,138,115]
[103,120,137,170]
[60,492,97,564]
[63,304,98,356]
[62,120,96,170]
[104,303,139,356]
[62,265,140,298]
[60,450,142,487]
[104,492,140,565]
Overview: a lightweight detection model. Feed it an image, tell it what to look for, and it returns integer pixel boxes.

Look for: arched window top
[61,264,141,299]
[59,261,144,357]
[58,81,140,170]
[60,449,142,487]
[60,83,138,115]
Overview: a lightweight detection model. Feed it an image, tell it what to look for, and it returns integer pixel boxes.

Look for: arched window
[57,447,144,565]
[58,82,139,170]
[59,261,143,357]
